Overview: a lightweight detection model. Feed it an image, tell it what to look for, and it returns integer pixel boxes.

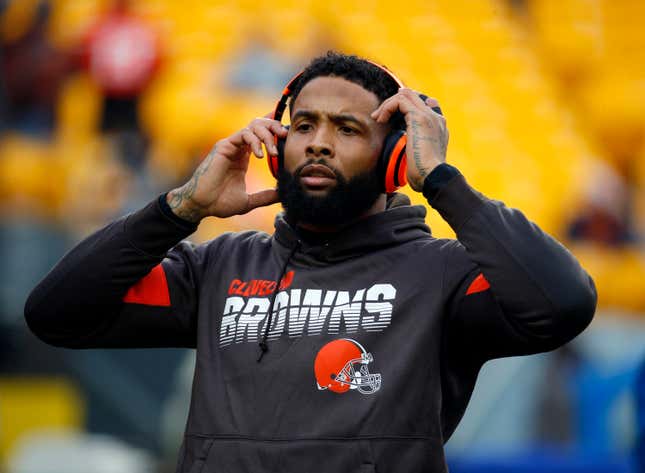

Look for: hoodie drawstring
[257,241,300,362]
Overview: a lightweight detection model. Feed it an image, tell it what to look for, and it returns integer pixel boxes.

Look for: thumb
[245,188,280,213]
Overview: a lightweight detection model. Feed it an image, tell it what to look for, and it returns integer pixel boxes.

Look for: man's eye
[296,123,312,132]
[340,126,357,135]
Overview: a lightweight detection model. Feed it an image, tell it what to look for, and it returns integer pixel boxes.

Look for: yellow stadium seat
[0,377,84,464]
[570,245,645,311]
[577,72,645,171]
[139,60,226,152]
[0,134,65,217]
[169,5,249,61]
[56,73,102,142]
[47,0,109,49]
[527,0,603,80]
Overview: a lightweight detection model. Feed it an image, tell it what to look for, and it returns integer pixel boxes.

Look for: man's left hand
[371,88,449,191]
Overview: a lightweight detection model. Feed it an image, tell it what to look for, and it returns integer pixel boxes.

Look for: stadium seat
[7,431,152,473]
[0,377,84,463]
[47,0,108,48]
[56,73,102,142]
[0,135,64,217]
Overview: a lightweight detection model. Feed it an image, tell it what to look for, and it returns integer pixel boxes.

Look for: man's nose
[305,128,334,158]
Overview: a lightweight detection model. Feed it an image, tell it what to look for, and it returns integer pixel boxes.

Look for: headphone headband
[271,60,405,123]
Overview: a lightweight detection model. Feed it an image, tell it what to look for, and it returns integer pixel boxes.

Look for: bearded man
[26,52,596,473]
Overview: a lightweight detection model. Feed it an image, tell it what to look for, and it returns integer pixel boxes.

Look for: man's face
[279,76,389,225]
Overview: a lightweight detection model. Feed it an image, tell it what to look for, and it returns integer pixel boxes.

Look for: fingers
[411,91,444,117]
[400,88,429,109]
[249,122,281,158]
[241,128,264,158]
[400,88,443,114]
[423,96,440,109]
[248,117,288,158]
[245,188,279,213]
[417,95,443,116]
[230,117,288,159]
[371,88,444,123]
[371,93,418,123]
[261,116,289,137]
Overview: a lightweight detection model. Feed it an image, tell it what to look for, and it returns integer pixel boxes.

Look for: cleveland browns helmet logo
[314,338,381,395]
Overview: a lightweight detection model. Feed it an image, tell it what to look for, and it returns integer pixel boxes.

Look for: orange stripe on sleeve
[465,273,491,295]
[123,264,171,307]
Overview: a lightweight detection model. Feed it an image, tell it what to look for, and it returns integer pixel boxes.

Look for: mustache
[294,159,340,178]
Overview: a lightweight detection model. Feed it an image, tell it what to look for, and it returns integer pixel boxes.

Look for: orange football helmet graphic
[314,339,381,395]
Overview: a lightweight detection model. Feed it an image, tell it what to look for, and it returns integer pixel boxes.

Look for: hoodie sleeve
[425,164,597,363]
[24,196,205,349]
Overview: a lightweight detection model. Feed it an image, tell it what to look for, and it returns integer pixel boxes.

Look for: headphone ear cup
[268,136,284,179]
[268,142,280,179]
[380,130,408,193]
[269,125,289,179]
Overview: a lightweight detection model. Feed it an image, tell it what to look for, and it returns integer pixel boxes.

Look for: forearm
[167,178,209,223]
[24,196,197,345]
[427,165,596,348]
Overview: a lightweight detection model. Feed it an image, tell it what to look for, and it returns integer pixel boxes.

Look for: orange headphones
[267,61,441,193]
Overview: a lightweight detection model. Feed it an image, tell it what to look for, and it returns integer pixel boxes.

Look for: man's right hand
[166,116,288,222]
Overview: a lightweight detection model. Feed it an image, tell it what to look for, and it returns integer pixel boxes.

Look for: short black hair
[289,51,405,129]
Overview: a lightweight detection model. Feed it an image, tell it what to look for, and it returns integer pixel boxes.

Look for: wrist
[408,160,443,191]
[422,163,461,202]
[166,188,206,223]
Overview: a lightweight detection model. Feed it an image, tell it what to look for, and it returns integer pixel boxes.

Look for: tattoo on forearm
[167,145,218,222]
[415,118,448,162]
[438,122,448,159]
[410,119,430,178]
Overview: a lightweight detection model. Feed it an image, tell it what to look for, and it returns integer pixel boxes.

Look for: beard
[277,160,382,226]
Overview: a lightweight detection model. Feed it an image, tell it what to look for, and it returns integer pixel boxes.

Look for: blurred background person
[79,0,161,172]
[1,1,74,136]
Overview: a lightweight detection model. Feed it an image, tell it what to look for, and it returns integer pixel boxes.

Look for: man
[25,52,596,472]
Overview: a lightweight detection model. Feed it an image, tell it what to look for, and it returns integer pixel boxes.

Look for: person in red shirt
[80,0,161,168]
